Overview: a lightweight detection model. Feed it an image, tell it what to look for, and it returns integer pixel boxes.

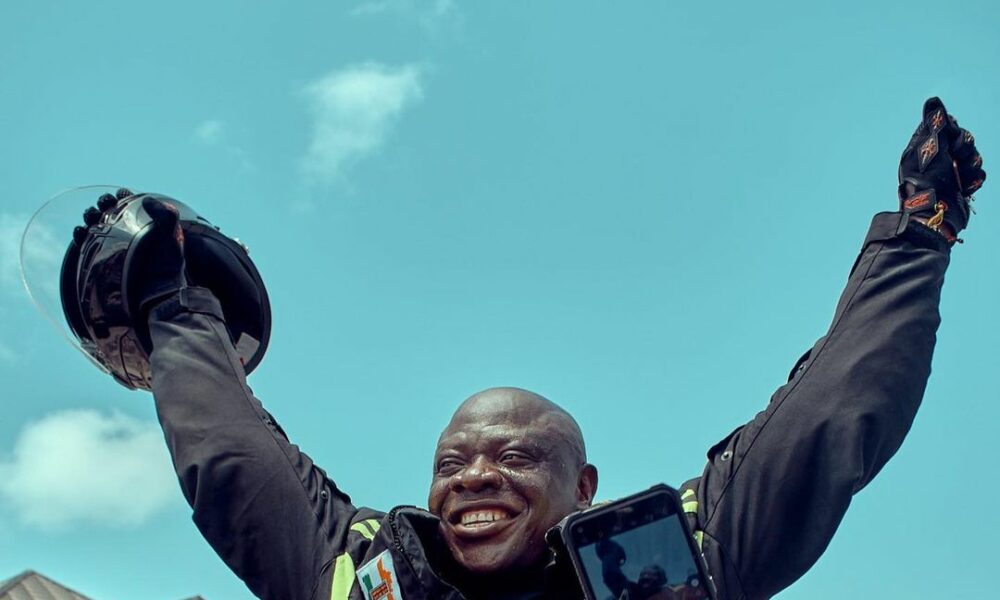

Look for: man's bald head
[429,386,598,576]
[443,387,588,469]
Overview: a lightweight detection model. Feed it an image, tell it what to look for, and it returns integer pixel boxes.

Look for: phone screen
[571,499,709,600]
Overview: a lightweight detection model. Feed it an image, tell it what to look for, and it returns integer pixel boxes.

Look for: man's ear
[576,464,598,509]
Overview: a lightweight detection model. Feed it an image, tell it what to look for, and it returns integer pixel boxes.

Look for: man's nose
[452,456,503,492]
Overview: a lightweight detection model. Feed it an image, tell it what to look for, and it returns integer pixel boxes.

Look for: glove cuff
[863,211,952,254]
[147,286,226,323]
[898,188,971,244]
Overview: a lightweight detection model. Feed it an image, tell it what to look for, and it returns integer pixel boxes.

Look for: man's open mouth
[450,507,517,538]
[460,508,510,527]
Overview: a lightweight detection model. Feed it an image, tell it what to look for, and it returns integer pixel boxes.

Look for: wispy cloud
[430,0,455,18]
[0,340,14,363]
[0,213,32,362]
[301,63,424,182]
[350,0,393,16]
[193,119,253,172]
[195,119,225,145]
[3,210,64,324]
[0,212,29,294]
[0,410,178,530]
[350,0,458,33]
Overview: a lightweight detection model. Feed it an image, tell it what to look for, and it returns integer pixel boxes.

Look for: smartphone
[559,484,715,600]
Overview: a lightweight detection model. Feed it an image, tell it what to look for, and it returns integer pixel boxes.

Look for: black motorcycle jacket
[147,212,950,600]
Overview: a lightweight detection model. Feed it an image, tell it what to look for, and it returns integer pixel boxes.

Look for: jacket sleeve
[691,212,951,600]
[148,287,356,600]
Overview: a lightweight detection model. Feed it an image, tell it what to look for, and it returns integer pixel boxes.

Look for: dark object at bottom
[59,192,271,390]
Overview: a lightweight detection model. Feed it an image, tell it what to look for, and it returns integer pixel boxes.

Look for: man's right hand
[76,189,189,329]
[132,196,189,314]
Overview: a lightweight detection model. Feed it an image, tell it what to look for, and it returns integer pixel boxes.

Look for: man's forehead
[437,388,575,446]
[439,413,557,443]
[447,388,561,427]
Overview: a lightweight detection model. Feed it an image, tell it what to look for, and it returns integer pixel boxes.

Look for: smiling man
[428,388,597,593]
[76,98,985,600]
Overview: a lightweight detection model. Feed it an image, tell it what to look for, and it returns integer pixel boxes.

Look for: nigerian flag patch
[357,549,404,600]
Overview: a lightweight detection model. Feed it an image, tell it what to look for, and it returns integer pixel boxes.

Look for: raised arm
[683,99,986,600]
[131,198,360,600]
[595,538,634,599]
[148,287,357,599]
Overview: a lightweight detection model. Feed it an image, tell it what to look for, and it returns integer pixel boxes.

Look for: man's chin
[450,539,523,574]
[446,530,542,575]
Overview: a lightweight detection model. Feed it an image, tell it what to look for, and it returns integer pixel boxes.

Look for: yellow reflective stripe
[693,530,704,550]
[350,521,376,541]
[681,489,696,500]
[330,553,356,600]
[683,500,699,514]
[349,518,382,540]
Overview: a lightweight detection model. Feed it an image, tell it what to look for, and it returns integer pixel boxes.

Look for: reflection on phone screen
[577,514,707,600]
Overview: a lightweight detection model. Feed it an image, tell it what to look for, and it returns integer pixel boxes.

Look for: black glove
[132,196,190,313]
[76,189,189,319]
[898,97,986,243]
[72,187,133,244]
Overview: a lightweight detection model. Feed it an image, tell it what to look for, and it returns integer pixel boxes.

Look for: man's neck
[450,566,547,600]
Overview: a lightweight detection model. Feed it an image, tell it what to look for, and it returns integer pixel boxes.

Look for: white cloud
[301,63,424,181]
[0,410,178,529]
[195,119,225,145]
[193,119,253,172]
[3,209,63,367]
[350,0,393,15]
[0,213,32,362]
[432,0,455,17]
[0,212,29,294]
[350,0,456,24]
[1,212,63,299]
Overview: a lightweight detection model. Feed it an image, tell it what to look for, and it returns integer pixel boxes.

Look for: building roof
[0,571,92,600]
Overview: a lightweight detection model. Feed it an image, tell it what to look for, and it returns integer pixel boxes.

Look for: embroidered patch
[929,109,945,132]
[919,136,938,170]
[904,190,933,211]
[357,550,404,600]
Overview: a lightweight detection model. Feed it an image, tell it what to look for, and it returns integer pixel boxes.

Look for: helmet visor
[20,185,136,374]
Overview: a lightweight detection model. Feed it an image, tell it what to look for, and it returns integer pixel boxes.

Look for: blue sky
[1,1,998,598]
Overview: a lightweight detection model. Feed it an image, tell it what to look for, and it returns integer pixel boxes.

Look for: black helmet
[59,191,271,390]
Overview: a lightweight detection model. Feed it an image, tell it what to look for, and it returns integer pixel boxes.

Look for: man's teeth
[460,509,510,526]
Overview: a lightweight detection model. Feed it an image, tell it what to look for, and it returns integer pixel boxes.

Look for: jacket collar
[381,507,580,599]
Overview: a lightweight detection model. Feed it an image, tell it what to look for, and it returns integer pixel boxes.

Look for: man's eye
[436,458,463,473]
[499,452,530,464]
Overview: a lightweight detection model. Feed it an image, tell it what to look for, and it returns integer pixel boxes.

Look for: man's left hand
[898,97,986,242]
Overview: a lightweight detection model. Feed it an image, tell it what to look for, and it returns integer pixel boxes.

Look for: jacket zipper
[387,506,466,599]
